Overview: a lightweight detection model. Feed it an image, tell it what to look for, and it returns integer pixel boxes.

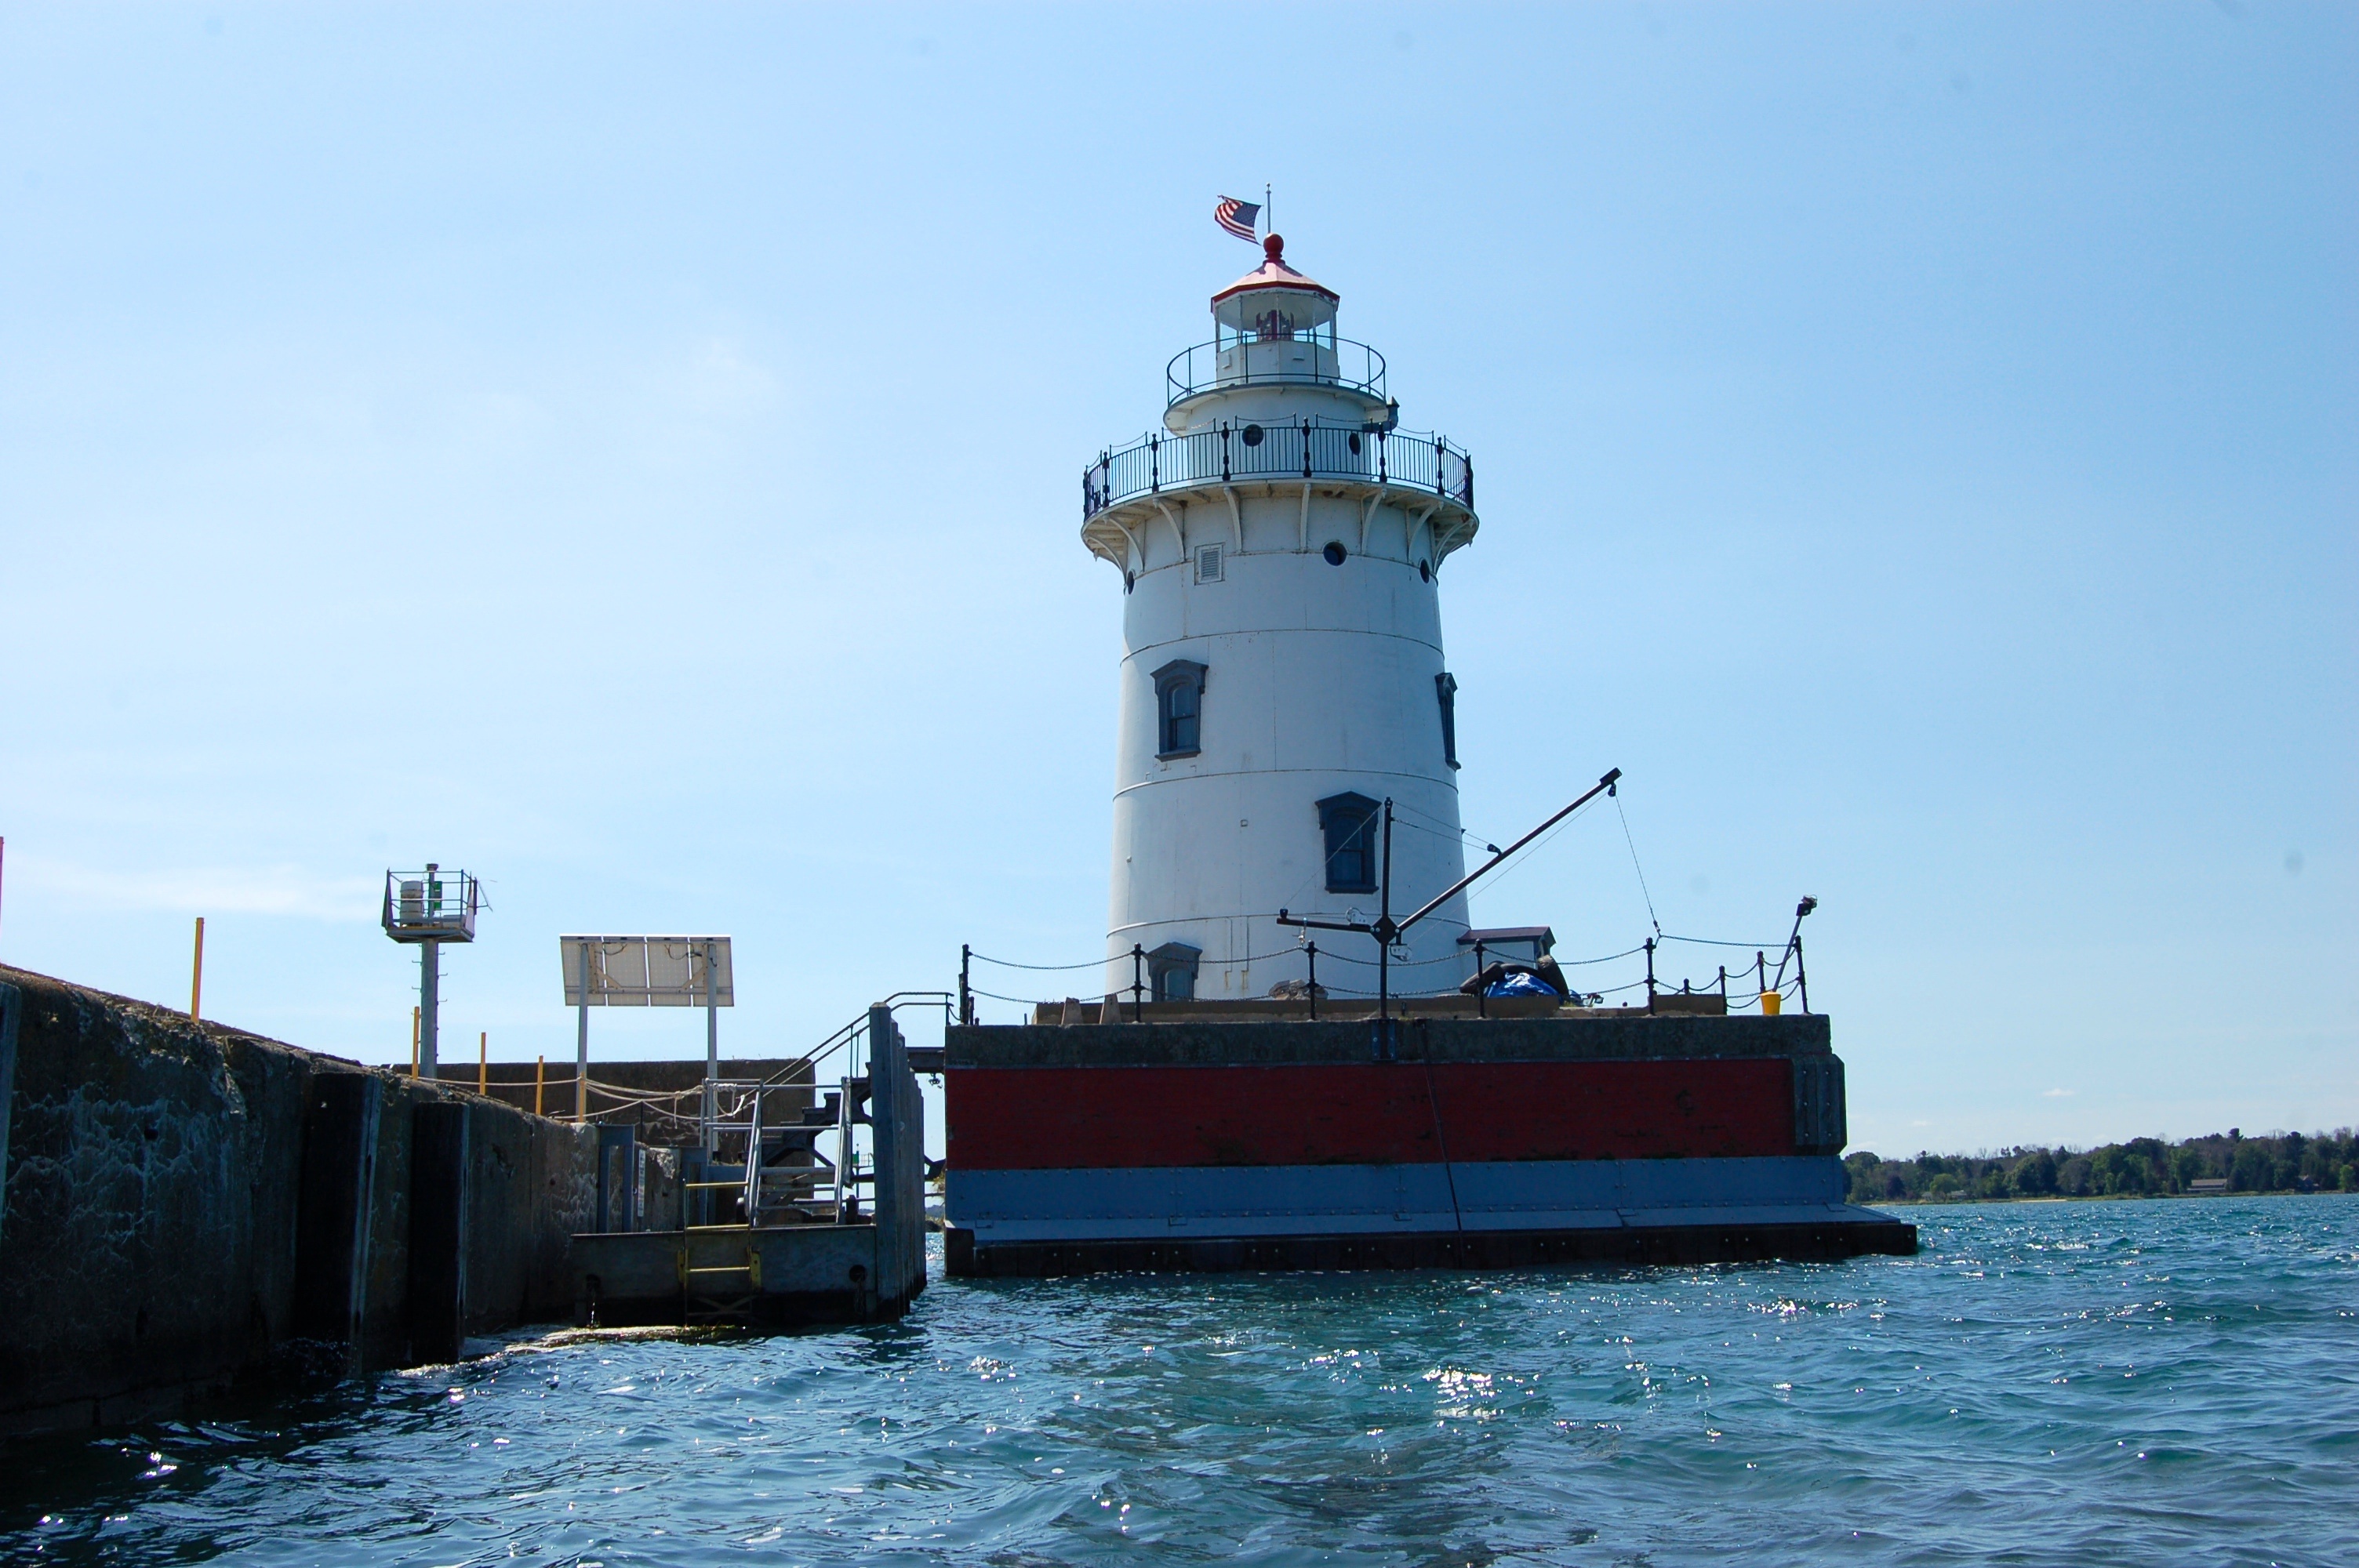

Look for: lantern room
[1215,234,1338,347]
[1165,235,1387,412]
[1209,234,1339,392]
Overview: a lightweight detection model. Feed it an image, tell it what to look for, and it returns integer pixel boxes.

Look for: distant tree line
[1845,1129,2358,1203]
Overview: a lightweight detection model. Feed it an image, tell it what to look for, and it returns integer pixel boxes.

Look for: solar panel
[559,935,732,1007]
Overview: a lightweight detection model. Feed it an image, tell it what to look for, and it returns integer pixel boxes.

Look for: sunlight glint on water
[4,1196,2354,1566]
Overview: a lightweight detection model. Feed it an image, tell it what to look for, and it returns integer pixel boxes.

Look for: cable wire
[1616,793,1662,938]
[967,952,1110,972]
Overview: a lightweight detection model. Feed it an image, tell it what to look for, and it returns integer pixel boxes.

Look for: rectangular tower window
[1194,543,1223,583]
[1436,672,1460,771]
[1317,792,1380,894]
[1152,659,1207,759]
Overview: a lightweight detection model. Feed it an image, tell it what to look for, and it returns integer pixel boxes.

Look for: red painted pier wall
[941,1013,1914,1274]
[951,1058,1794,1169]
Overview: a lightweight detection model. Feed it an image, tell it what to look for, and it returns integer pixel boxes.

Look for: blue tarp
[1484,971,1561,999]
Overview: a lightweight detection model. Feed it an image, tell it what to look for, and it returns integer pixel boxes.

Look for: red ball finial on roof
[1263,233,1285,264]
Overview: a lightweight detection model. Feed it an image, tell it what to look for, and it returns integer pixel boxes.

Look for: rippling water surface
[5,1196,2354,1566]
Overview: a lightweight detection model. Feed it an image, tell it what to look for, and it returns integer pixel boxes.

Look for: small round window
[1125,570,1136,593]
[1241,423,1265,447]
[1347,433,1362,455]
[1323,542,1347,566]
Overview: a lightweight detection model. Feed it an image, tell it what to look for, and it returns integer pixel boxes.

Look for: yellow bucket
[1762,990,1782,1016]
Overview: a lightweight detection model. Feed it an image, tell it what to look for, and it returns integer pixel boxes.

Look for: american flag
[1214,196,1261,244]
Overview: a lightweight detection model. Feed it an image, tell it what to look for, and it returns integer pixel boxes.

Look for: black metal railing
[1165,337,1387,405]
[1083,418,1473,523]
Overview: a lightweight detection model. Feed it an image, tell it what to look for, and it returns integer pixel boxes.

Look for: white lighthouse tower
[1082,234,1481,1006]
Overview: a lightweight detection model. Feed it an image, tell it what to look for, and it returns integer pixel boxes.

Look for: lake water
[5,1196,2354,1566]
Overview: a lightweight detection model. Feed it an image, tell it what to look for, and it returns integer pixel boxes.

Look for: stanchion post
[478,1031,487,1096]
[1474,939,1487,1019]
[959,944,972,1027]
[1307,942,1319,1020]
[410,1006,420,1077]
[1130,944,1146,1022]
[1644,938,1657,1014]
[190,916,205,1021]
[535,1054,545,1117]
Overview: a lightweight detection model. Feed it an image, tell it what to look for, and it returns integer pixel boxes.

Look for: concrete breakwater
[0,964,597,1439]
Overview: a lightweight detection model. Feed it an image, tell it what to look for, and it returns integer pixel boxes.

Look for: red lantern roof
[1210,234,1339,307]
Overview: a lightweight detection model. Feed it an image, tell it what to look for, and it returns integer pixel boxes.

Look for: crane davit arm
[1394,768,1623,938]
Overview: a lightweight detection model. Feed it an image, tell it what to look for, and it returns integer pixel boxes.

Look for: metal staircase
[675,1075,874,1324]
[748,1089,849,1225]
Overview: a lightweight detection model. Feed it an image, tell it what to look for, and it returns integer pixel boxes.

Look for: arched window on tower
[1436,672,1460,771]
[1153,659,1206,759]
[1317,792,1381,894]
[1148,942,1201,1003]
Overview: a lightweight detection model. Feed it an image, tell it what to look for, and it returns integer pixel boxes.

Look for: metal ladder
[677,1225,761,1325]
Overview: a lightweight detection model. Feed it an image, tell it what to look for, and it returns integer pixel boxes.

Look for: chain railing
[959,928,1813,1019]
[1083,417,1472,523]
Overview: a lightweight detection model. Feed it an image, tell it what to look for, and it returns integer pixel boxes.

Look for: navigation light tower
[383,862,481,1076]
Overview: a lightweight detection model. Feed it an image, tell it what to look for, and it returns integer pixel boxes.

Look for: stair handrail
[759,993,953,1090]
[834,1063,867,1224]
[740,1083,765,1228]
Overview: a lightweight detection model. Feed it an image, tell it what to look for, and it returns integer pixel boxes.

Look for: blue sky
[2,2,2350,1157]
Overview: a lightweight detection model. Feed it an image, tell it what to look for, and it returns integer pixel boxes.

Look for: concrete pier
[0,964,598,1439]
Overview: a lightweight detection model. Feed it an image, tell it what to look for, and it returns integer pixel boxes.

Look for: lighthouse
[1081,236,1481,1006]
[940,230,1907,1279]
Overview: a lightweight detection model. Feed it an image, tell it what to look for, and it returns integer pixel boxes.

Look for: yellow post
[410,1006,420,1076]
[535,1054,545,1117]
[189,916,205,1020]
[1762,989,1782,1016]
[478,1030,488,1096]
[575,1062,586,1123]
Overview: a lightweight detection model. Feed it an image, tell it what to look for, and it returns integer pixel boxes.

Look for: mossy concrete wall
[0,965,596,1439]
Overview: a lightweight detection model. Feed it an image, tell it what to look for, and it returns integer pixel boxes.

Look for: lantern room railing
[1166,336,1387,405]
[1083,418,1472,523]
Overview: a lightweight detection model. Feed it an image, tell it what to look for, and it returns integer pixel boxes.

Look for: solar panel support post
[703,938,721,1155]
[574,984,588,1123]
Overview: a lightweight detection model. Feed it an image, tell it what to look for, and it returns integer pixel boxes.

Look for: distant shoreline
[1872,1189,2354,1207]
[1846,1131,2354,1204]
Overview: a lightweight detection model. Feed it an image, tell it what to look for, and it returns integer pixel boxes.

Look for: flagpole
[1265,183,1272,237]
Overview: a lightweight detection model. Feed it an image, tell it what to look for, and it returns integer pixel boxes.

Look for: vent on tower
[1195,543,1224,583]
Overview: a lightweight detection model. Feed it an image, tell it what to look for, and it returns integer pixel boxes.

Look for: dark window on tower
[1148,942,1201,1003]
[1152,659,1206,758]
[1436,672,1460,771]
[1318,792,1381,894]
